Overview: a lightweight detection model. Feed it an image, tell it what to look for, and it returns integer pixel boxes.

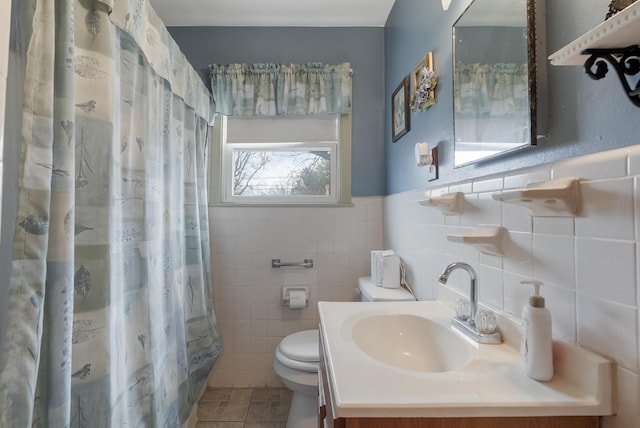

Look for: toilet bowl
[274,277,414,428]
[273,329,320,428]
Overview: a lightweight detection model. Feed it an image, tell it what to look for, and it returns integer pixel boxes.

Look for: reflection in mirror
[453,0,543,167]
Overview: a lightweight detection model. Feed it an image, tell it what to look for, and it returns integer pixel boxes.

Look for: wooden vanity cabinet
[318,335,598,428]
[319,417,599,428]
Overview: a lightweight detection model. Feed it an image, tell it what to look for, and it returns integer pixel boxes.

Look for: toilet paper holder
[281,286,309,307]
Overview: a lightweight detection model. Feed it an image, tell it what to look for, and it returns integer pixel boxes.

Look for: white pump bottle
[520,280,553,381]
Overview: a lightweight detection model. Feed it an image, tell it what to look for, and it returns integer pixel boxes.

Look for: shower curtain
[0,0,221,426]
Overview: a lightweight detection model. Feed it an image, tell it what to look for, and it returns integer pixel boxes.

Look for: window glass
[230,147,334,198]
[210,114,351,206]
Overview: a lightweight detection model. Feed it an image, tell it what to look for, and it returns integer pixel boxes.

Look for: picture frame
[410,52,437,112]
[391,76,410,142]
[412,52,434,95]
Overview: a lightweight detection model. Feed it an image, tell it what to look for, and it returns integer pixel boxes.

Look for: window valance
[454,62,528,117]
[208,63,352,117]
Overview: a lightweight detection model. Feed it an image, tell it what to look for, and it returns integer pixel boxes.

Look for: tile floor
[196,387,292,428]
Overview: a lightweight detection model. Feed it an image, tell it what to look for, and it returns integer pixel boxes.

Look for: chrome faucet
[439,262,478,324]
[439,262,501,345]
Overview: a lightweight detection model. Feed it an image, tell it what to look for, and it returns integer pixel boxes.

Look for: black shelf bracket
[583,45,640,107]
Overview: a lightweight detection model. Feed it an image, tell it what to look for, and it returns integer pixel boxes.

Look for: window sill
[208,202,354,208]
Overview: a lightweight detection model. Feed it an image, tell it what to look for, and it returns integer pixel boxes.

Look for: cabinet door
[319,330,346,428]
[318,370,326,428]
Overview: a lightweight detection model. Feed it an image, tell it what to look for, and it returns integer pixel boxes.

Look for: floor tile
[245,402,290,422]
[250,388,292,404]
[245,423,287,428]
[197,387,292,425]
[200,387,253,405]
[198,403,249,422]
[246,388,292,422]
[197,388,252,422]
[195,423,244,428]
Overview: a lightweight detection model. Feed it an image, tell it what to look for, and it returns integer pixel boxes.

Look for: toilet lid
[278,329,319,363]
[358,276,415,301]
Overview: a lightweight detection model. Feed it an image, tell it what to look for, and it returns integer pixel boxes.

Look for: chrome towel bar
[271,259,314,269]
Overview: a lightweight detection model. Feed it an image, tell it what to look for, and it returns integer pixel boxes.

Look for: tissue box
[371,250,400,288]
[381,254,401,289]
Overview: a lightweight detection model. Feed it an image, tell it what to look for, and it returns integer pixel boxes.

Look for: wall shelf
[491,177,580,217]
[548,2,640,107]
[447,226,507,257]
[418,192,463,215]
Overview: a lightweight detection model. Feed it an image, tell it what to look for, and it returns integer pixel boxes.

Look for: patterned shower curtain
[0,0,221,426]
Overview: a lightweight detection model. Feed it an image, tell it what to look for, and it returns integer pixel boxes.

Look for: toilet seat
[275,347,318,373]
[275,329,319,373]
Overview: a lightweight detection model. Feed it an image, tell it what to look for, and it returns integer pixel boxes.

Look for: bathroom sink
[350,314,472,372]
[320,301,614,418]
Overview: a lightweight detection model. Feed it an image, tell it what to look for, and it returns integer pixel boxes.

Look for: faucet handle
[475,309,497,334]
[455,299,471,320]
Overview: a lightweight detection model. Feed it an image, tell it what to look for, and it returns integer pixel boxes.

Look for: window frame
[208,114,352,207]
[223,141,338,204]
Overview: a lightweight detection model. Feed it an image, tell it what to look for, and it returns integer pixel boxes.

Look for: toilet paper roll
[288,290,307,309]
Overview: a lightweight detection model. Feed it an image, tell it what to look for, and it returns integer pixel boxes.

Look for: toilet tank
[357,277,415,302]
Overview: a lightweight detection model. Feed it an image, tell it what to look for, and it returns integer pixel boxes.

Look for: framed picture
[412,52,434,94]
[410,52,437,112]
[391,76,410,142]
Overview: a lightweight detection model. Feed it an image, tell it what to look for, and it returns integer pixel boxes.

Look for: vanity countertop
[318,300,613,419]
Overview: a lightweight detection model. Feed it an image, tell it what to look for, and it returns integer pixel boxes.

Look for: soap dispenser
[520,280,553,381]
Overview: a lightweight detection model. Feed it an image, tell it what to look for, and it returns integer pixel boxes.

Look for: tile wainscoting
[384,145,640,428]
[207,145,639,427]
[208,197,383,387]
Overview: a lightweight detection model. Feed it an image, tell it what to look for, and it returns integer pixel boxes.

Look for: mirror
[452,0,545,167]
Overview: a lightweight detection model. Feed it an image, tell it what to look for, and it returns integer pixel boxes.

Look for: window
[209,114,351,206]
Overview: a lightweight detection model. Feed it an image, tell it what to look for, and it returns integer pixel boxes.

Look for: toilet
[273,276,415,428]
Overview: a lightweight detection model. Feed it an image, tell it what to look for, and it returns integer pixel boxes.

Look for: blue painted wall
[167,27,386,197]
[385,0,640,194]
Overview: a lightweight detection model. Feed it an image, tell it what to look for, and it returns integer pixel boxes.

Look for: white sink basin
[320,301,614,419]
[350,313,472,372]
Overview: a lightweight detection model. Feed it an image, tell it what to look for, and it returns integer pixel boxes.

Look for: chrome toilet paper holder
[281,286,309,307]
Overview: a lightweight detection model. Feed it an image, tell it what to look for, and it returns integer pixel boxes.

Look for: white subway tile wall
[207,145,640,426]
[208,197,384,387]
[384,144,640,428]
